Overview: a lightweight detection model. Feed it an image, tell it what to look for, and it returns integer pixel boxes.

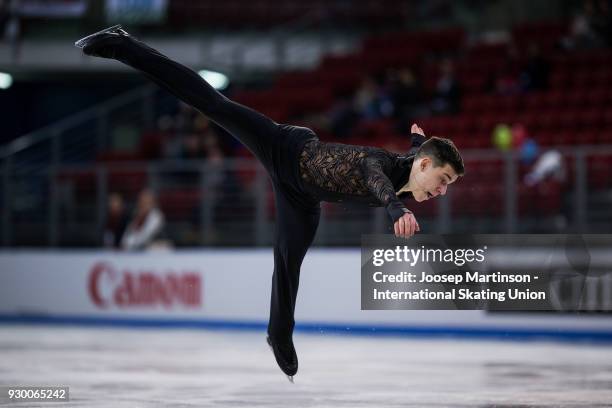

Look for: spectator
[431,59,461,114]
[562,0,609,49]
[174,101,198,134]
[524,150,566,187]
[141,115,175,160]
[495,46,522,95]
[180,131,207,159]
[103,193,129,249]
[353,76,388,120]
[523,148,568,231]
[121,189,166,250]
[2,0,20,57]
[593,0,612,47]
[160,102,202,160]
[389,67,423,120]
[520,44,550,91]
[327,95,360,138]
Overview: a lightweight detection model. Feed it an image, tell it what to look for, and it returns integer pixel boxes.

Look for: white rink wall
[0,249,611,340]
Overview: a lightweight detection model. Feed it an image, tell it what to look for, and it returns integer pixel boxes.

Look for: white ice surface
[1,326,611,407]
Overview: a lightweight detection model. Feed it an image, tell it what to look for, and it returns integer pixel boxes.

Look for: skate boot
[267,336,298,382]
[74,24,131,58]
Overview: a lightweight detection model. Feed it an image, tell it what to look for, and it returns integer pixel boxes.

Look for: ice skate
[74,24,131,58]
[267,336,297,382]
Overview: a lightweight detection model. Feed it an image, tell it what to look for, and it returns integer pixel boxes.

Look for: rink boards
[0,249,611,340]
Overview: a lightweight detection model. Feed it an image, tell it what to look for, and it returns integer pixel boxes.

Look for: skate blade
[74,24,123,48]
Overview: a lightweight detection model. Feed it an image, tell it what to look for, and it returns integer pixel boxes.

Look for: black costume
[78,27,424,376]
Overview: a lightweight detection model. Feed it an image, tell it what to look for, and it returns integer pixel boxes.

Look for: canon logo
[88,262,201,308]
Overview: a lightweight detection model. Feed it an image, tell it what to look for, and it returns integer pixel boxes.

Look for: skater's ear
[419,156,432,171]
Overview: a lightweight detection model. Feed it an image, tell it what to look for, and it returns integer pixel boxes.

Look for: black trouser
[110,37,320,342]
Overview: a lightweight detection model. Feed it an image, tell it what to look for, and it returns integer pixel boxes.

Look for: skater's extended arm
[361,158,410,221]
[361,153,420,238]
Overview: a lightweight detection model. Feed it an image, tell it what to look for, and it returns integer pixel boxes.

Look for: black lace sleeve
[360,157,411,223]
[409,132,426,154]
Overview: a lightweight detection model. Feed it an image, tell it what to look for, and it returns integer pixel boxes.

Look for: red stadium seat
[586,89,609,107]
[598,129,612,144]
[576,109,602,129]
[107,170,147,198]
[543,90,564,109]
[452,116,474,134]
[565,90,589,107]
[603,108,612,127]
[535,130,555,146]
[588,155,612,189]
[158,189,203,220]
[354,119,395,138]
[556,109,580,131]
[549,71,570,89]
[524,92,548,111]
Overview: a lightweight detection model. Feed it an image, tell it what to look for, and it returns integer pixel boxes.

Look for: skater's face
[408,156,459,202]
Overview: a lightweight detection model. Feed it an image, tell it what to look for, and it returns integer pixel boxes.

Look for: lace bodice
[299,141,395,201]
[298,134,424,222]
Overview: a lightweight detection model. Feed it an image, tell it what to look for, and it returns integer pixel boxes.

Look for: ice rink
[1,325,611,407]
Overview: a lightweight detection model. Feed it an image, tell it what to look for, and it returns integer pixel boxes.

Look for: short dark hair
[416,137,465,176]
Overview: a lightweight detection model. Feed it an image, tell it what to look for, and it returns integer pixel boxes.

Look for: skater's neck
[397,158,422,195]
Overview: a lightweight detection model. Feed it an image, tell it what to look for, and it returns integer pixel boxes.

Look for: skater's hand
[411,123,426,137]
[394,212,420,239]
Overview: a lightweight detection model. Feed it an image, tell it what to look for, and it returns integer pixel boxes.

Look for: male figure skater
[76,26,464,380]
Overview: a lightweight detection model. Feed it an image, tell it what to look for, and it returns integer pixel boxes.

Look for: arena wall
[1,250,611,340]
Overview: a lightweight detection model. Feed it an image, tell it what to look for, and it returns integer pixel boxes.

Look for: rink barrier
[2,250,612,343]
[1,314,612,343]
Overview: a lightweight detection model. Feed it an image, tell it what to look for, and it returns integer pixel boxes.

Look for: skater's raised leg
[76,26,278,169]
